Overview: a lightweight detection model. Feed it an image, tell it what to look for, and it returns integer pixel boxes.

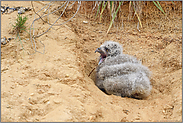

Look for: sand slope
[1,1,182,122]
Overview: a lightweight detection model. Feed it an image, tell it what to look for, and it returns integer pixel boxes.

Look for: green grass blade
[109,1,113,21]
[101,1,108,15]
[95,1,102,19]
[171,1,175,5]
[153,1,166,15]
[107,1,122,33]
[18,33,24,50]
[110,1,113,12]
[100,1,108,22]
[156,1,165,14]
[102,1,105,9]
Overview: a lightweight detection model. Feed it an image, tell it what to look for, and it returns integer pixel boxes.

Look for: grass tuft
[107,1,122,33]
[12,14,28,52]
[93,1,168,33]
[13,14,28,34]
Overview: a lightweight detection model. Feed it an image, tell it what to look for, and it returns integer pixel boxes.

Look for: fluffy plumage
[95,41,152,99]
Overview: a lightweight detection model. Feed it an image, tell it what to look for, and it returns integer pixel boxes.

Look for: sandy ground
[1,1,182,122]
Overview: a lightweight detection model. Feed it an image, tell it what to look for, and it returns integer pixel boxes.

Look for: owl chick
[95,41,152,99]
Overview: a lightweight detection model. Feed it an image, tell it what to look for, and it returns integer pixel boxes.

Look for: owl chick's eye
[105,47,109,52]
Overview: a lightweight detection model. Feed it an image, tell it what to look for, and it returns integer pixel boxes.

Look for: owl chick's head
[95,41,123,65]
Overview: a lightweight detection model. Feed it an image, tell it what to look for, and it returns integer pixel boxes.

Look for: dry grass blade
[95,1,102,19]
[29,1,81,55]
[88,67,96,77]
[131,1,142,28]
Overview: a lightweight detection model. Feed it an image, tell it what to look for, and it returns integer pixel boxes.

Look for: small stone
[48,92,55,95]
[65,74,69,77]
[38,89,45,94]
[53,99,62,104]
[8,9,14,14]
[35,118,39,121]
[1,68,8,72]
[30,93,34,96]
[135,117,140,120]
[1,37,7,45]
[123,109,129,114]
[18,8,25,14]
[83,21,88,24]
[18,93,22,96]
[43,99,49,103]
[6,105,11,108]
[89,116,94,120]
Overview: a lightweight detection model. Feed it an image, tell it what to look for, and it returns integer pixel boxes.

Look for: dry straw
[27,1,170,54]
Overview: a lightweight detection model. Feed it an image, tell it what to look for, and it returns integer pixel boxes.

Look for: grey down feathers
[95,41,152,99]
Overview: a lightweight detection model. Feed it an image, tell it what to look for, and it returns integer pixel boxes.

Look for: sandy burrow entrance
[1,1,182,122]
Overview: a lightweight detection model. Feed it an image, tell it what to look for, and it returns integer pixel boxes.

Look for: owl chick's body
[95,41,152,99]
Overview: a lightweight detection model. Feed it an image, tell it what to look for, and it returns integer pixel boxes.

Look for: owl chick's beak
[95,47,107,56]
[95,47,102,53]
[95,47,107,65]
